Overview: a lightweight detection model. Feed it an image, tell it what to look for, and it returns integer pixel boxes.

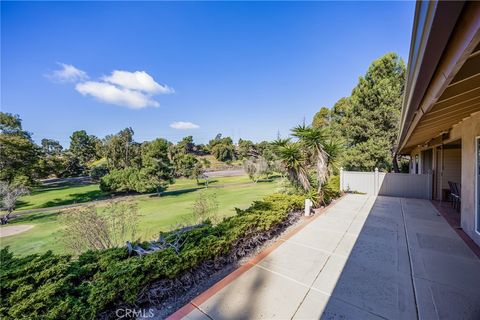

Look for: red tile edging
[430,200,480,259]
[167,195,346,320]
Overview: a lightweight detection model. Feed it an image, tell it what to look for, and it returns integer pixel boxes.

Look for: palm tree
[273,141,311,191]
[291,125,328,192]
[322,138,343,175]
[271,137,291,149]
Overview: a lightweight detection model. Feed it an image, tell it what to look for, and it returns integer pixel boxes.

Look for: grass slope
[1,177,278,255]
[197,155,243,170]
[15,175,252,211]
[16,183,107,211]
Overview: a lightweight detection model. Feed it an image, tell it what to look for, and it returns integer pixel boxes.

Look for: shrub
[90,164,109,181]
[100,168,168,193]
[61,200,140,254]
[322,175,340,204]
[0,182,29,224]
[0,193,304,319]
[243,157,270,183]
[192,191,219,224]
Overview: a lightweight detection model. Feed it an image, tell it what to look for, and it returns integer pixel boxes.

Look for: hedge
[0,193,304,319]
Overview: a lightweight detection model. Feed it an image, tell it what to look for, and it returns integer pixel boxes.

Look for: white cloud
[46,63,88,82]
[47,63,173,109]
[170,121,200,129]
[76,81,159,109]
[102,70,174,94]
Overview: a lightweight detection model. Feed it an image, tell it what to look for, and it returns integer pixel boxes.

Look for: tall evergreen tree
[315,53,406,172]
[69,130,99,167]
[0,113,40,184]
[345,53,405,171]
[103,128,140,170]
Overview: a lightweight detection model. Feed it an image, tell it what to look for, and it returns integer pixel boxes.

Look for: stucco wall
[461,112,480,247]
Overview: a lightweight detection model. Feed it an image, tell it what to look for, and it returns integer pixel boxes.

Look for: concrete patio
[173,194,480,320]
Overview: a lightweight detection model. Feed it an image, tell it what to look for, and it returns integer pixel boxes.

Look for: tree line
[0,52,408,222]
[0,112,277,190]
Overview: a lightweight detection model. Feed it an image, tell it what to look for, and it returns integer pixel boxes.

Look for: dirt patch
[0,224,34,237]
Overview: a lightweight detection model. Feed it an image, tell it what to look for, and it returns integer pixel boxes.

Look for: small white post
[374,167,379,195]
[304,199,313,217]
[340,167,344,192]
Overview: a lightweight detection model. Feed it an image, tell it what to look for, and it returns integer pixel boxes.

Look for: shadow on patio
[175,194,480,320]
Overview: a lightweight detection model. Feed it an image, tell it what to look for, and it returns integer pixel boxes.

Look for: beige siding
[411,146,461,200]
[435,148,442,200]
[422,149,433,173]
[441,148,462,189]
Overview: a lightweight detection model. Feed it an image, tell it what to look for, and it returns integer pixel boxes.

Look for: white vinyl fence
[340,168,433,199]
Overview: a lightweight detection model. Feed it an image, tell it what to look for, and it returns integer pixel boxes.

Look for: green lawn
[15,175,252,211]
[165,175,251,192]
[1,177,278,255]
[16,182,107,211]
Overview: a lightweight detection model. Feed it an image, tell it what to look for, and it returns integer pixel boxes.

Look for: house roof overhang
[396,1,480,154]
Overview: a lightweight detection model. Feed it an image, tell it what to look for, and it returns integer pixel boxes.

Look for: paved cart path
[0,224,34,237]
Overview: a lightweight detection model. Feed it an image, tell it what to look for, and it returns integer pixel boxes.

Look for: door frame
[475,137,480,235]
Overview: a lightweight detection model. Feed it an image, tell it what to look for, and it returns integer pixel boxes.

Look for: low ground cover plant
[0,193,304,319]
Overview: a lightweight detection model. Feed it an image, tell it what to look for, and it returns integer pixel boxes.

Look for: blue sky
[1,1,415,146]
